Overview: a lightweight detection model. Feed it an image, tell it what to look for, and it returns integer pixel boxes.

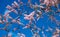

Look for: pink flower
[24,11,35,20]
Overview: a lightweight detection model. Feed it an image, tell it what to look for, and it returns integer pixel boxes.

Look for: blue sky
[0,0,60,37]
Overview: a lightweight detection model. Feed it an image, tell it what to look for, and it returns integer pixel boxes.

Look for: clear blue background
[0,0,60,37]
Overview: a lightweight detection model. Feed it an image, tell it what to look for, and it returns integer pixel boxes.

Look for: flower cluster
[0,0,60,37]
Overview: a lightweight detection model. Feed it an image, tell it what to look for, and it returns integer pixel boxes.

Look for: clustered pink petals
[0,0,60,37]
